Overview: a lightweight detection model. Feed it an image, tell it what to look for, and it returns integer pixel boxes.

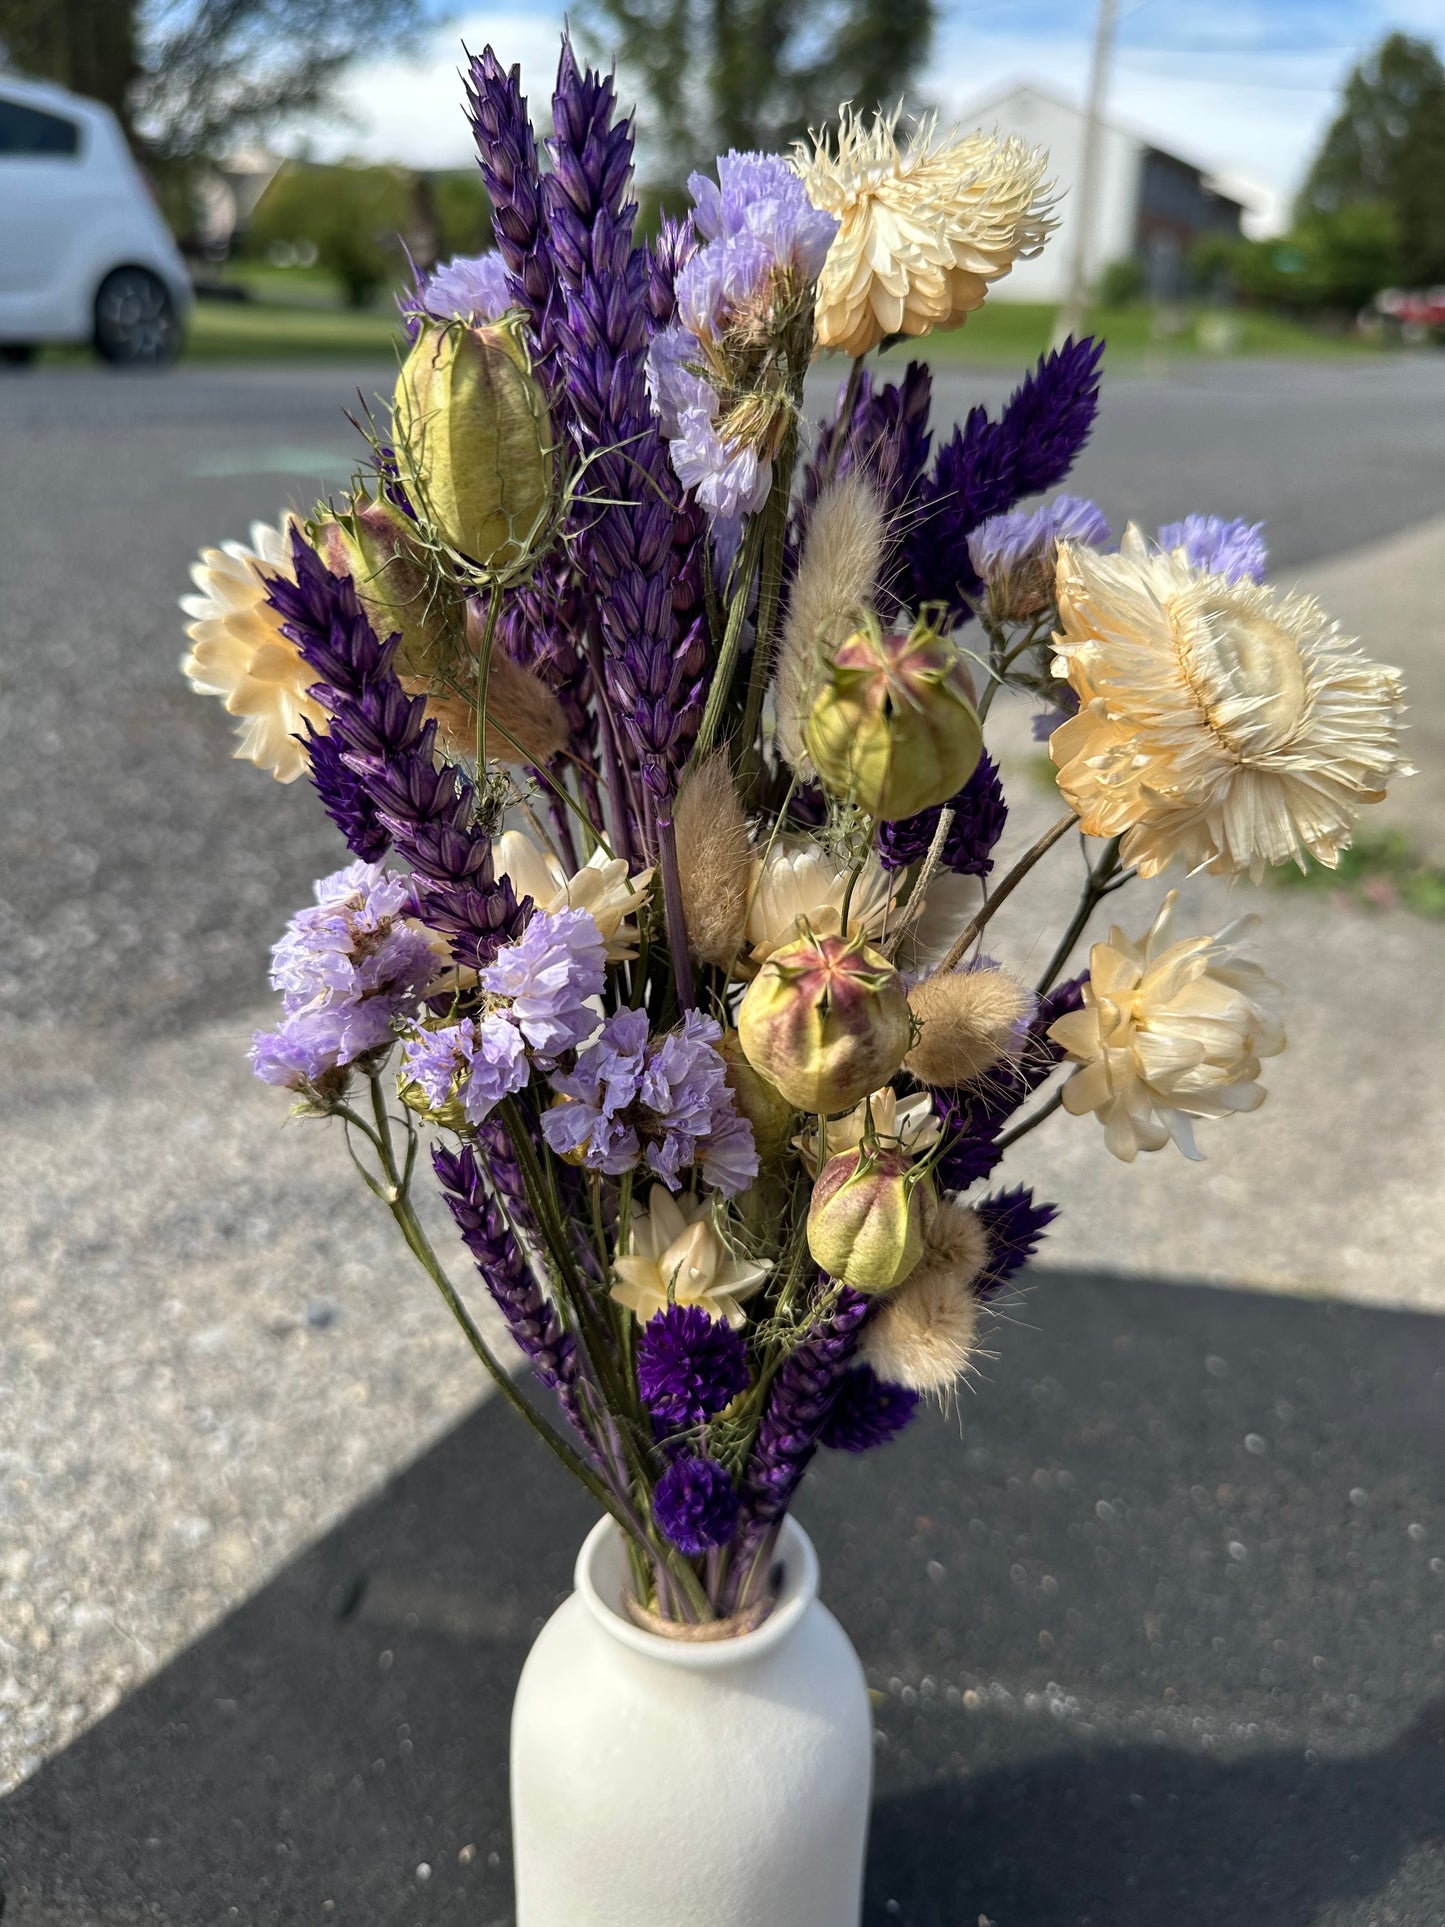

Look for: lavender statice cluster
[251,861,436,1090]
[542,1008,758,1195]
[647,155,836,555]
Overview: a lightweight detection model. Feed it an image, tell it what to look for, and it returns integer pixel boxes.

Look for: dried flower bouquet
[182,36,1407,1629]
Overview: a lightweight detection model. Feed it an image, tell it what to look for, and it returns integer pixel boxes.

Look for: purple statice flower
[906,336,1105,626]
[541,1008,757,1195]
[250,1008,373,1091]
[1158,514,1267,584]
[432,1142,596,1454]
[876,750,1008,878]
[933,975,1087,1193]
[637,1304,750,1432]
[479,906,605,1055]
[251,860,436,1090]
[266,533,528,973]
[967,493,1110,584]
[412,250,513,327]
[683,151,836,300]
[653,1453,740,1555]
[670,397,772,527]
[732,1284,872,1549]
[974,1186,1058,1299]
[818,1364,919,1451]
[400,1015,529,1125]
[268,861,433,1011]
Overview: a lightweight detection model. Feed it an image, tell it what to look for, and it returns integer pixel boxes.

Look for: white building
[955,83,1266,303]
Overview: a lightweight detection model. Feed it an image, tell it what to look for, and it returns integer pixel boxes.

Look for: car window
[0,97,82,157]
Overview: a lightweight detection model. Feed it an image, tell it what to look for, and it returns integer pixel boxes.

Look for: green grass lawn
[185,296,403,360]
[908,301,1383,367]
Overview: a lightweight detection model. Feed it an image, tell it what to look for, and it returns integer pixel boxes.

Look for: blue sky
[302,1,1445,231]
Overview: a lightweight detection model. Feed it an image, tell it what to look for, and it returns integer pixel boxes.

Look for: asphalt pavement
[4,1270,1443,1924]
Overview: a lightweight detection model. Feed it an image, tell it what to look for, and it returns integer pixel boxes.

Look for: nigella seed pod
[736,931,911,1115]
[313,495,460,680]
[807,1147,935,1293]
[805,609,984,821]
[718,1028,797,1162]
[392,317,552,574]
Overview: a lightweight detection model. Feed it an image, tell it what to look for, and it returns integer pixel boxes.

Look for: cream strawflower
[795,1086,942,1175]
[744,833,898,963]
[180,514,324,783]
[797,108,1055,358]
[493,828,654,962]
[610,1187,769,1328]
[1049,527,1409,879]
[1047,891,1286,1163]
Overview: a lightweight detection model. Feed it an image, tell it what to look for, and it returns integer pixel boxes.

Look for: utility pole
[1052,0,1119,348]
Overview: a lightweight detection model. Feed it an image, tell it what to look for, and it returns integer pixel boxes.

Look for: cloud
[290,9,566,170]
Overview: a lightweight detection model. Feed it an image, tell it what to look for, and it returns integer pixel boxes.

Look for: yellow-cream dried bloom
[1050,527,1409,879]
[180,514,322,782]
[744,832,898,963]
[493,828,653,962]
[797,108,1055,358]
[1047,891,1286,1163]
[795,1084,942,1175]
[610,1187,769,1328]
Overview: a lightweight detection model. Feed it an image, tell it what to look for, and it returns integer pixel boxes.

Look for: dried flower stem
[689,510,767,769]
[937,810,1077,972]
[1035,833,1126,993]
[737,412,802,796]
[356,1077,628,1529]
[654,803,697,1011]
[994,1085,1065,1152]
[818,354,868,494]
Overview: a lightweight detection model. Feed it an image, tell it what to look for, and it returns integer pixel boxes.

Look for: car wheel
[94,267,180,367]
[0,343,35,367]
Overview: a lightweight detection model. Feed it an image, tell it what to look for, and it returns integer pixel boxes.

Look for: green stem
[994,1086,1066,1153]
[1036,835,1127,994]
[688,510,768,770]
[737,412,801,798]
[359,1077,629,1530]
[471,588,504,774]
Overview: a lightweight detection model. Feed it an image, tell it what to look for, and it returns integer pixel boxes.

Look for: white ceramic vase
[511,1515,873,1927]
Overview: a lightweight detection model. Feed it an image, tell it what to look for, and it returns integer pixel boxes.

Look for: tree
[1298,31,1445,287]
[576,0,933,204]
[0,0,428,160]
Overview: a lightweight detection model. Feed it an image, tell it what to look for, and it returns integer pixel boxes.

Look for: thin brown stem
[937,811,1077,973]
[818,354,866,493]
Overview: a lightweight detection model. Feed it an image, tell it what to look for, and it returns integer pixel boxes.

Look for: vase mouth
[575,1516,819,1669]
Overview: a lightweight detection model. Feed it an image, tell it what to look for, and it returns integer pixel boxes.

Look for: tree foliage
[0,0,428,159]
[1298,31,1445,288]
[576,0,933,203]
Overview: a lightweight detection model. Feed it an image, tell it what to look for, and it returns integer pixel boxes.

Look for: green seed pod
[314,495,461,680]
[719,1026,797,1162]
[807,1146,935,1293]
[804,609,984,821]
[392,317,552,573]
[736,930,911,1116]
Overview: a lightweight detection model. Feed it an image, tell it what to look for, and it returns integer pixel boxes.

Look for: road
[3,353,1445,1041]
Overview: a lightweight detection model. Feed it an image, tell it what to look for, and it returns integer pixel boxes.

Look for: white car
[0,74,192,366]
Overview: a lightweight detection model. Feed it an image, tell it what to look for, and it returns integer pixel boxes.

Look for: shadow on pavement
[4,1268,1444,1924]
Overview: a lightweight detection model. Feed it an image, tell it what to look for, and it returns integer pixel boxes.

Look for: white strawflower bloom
[1050,527,1409,879]
[610,1187,769,1328]
[744,833,899,962]
[180,514,323,782]
[794,1086,942,1175]
[1047,892,1286,1163]
[797,108,1056,358]
[493,829,654,962]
